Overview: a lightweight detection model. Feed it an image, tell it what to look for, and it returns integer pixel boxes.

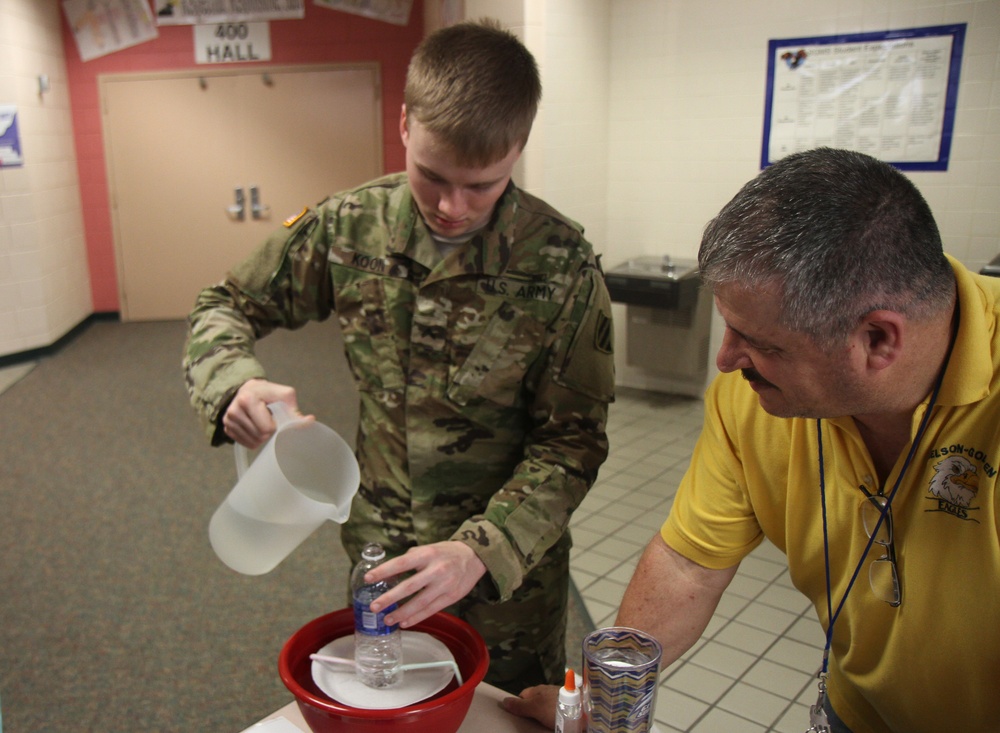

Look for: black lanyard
[815,300,959,675]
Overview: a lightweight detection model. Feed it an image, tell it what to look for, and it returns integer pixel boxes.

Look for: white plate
[311,631,457,710]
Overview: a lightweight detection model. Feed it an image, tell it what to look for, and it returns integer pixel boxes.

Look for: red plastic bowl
[279,609,489,733]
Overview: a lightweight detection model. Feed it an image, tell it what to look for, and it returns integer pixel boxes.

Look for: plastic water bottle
[351,542,402,688]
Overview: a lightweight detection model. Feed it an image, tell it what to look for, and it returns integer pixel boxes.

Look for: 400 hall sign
[154,0,304,25]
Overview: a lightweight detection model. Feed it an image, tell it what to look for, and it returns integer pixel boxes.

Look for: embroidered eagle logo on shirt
[925,454,982,522]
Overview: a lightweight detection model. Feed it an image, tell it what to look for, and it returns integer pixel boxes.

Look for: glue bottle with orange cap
[555,668,582,733]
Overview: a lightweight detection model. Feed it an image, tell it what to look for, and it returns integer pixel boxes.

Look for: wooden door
[101,65,382,321]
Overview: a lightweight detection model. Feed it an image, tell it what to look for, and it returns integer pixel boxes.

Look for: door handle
[250,185,271,220]
[227,187,245,220]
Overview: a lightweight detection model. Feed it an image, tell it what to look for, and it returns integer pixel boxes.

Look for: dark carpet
[0,318,592,732]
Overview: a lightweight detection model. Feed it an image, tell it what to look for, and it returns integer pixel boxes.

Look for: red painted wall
[62,3,423,313]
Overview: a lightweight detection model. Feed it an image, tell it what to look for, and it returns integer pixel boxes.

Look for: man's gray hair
[698,147,954,345]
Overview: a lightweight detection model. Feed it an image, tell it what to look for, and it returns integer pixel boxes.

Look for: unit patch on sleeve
[593,310,613,354]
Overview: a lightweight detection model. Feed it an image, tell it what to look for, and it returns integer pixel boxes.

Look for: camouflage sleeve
[182,207,333,444]
[453,262,615,601]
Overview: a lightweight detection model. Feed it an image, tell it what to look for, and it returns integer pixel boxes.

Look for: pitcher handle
[233,401,300,478]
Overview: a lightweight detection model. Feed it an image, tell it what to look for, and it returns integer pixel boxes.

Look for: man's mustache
[741,368,776,389]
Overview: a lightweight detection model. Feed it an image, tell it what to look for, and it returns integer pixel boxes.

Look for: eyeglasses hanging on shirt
[859,486,902,607]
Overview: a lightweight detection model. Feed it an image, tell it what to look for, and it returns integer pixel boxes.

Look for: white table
[241,682,548,732]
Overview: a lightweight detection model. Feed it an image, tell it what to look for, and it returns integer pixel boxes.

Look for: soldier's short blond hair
[404,18,541,167]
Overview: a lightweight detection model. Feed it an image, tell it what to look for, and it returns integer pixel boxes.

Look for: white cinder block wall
[0,0,91,357]
[464,0,612,256]
[605,0,1000,390]
[488,0,1000,394]
[526,0,612,254]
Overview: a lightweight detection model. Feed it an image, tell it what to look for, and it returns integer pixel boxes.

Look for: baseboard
[0,312,120,368]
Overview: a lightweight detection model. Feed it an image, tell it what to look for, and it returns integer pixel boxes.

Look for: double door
[102,65,383,320]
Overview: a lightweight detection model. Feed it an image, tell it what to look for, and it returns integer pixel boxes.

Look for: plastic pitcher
[209,402,360,575]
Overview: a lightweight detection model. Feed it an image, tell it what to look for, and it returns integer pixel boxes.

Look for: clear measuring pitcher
[209,402,360,575]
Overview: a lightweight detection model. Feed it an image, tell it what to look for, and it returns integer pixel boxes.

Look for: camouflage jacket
[184,173,615,601]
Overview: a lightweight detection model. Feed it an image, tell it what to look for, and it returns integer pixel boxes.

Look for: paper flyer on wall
[313,0,412,26]
[62,0,158,62]
[0,106,24,168]
[762,25,965,170]
[153,0,305,24]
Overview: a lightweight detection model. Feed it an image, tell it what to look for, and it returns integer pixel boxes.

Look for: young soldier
[184,19,615,693]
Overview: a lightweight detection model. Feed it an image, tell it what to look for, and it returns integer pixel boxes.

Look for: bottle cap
[558,668,580,704]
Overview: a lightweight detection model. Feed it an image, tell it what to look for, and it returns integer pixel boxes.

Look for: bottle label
[353,598,398,636]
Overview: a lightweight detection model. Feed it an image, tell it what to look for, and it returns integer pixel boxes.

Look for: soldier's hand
[367,541,487,628]
[222,378,305,448]
[500,684,560,728]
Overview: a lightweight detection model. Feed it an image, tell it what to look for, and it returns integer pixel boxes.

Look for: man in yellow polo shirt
[506,147,999,732]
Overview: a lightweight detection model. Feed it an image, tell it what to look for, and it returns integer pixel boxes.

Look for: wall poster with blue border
[761,24,966,171]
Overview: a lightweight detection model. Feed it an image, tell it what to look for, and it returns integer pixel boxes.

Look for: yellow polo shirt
[662,257,1000,733]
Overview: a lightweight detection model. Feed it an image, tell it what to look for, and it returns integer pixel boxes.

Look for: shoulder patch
[594,310,613,354]
[283,207,309,228]
[556,272,615,402]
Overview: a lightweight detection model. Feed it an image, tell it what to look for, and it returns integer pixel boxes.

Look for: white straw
[398,660,463,686]
[309,654,463,686]
[309,653,355,666]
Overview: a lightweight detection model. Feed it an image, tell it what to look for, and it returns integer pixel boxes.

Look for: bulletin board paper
[62,0,158,61]
[761,25,966,171]
[153,0,304,25]
[313,0,413,26]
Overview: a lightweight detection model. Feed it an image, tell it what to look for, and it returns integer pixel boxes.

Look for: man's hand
[366,541,487,628]
[500,685,560,728]
[223,378,305,448]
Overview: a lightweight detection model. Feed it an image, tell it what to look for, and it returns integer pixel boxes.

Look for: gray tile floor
[571,387,827,733]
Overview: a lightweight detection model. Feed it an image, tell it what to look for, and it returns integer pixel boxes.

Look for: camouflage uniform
[184,173,615,692]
